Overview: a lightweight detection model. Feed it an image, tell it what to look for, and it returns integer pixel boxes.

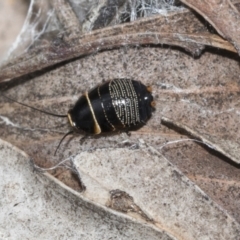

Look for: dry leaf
[0,1,240,239]
[0,139,174,239]
[72,144,240,239]
[0,5,235,82]
[181,0,240,54]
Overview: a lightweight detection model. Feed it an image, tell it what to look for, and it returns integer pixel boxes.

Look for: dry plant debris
[0,0,240,239]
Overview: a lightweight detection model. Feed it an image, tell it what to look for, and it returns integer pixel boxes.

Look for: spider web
[7,0,181,58]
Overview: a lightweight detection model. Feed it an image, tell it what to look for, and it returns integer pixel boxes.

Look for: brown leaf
[0,139,173,239]
[0,8,235,82]
[181,0,240,54]
[72,146,240,239]
[1,1,240,238]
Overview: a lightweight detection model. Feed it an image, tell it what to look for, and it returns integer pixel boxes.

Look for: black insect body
[3,79,155,154]
[68,79,155,135]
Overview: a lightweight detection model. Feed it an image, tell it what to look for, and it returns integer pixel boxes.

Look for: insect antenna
[2,94,74,155]
[2,94,67,118]
[54,130,74,156]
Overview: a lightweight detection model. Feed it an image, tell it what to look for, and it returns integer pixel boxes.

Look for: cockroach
[3,78,155,154]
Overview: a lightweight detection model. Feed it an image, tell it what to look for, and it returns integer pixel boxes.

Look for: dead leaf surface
[73,144,240,239]
[0,1,240,239]
[181,0,240,54]
[0,139,174,240]
[0,5,236,82]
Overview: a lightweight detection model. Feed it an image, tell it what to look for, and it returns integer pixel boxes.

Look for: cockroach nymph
[4,78,155,154]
